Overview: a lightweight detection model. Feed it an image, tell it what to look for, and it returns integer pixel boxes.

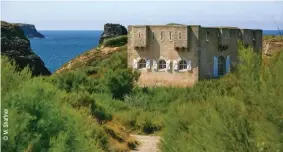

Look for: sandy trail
[131,134,161,152]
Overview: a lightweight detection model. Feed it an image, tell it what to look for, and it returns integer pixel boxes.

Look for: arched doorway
[218,56,226,76]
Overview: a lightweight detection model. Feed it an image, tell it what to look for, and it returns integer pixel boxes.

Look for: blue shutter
[213,56,218,77]
[226,56,230,74]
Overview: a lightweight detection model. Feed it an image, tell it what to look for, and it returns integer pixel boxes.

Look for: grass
[103,35,128,47]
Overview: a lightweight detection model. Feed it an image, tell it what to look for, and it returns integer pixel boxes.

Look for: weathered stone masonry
[127,25,262,87]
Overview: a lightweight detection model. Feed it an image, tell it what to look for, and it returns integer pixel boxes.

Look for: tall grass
[161,47,283,152]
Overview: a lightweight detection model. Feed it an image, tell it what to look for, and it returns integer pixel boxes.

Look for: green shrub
[63,91,95,108]
[91,102,113,124]
[166,23,184,25]
[102,69,140,100]
[1,57,110,152]
[50,71,100,93]
[103,35,128,47]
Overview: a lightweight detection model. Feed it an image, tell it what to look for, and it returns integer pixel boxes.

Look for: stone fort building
[127,25,262,87]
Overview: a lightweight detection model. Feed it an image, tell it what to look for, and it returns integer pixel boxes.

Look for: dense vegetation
[161,46,283,152]
[103,35,128,47]
[2,40,283,151]
[1,54,139,152]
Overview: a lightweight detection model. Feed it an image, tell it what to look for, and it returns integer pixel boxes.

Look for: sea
[30,30,282,73]
[30,30,103,73]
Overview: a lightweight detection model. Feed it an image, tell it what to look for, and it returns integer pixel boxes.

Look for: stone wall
[128,25,199,87]
[132,26,148,48]
[128,25,262,87]
[199,27,239,79]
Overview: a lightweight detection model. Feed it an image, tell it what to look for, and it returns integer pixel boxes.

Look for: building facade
[127,25,262,87]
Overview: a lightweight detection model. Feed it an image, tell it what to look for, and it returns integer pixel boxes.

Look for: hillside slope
[56,45,126,74]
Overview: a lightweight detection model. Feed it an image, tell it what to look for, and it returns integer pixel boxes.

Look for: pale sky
[1,1,283,30]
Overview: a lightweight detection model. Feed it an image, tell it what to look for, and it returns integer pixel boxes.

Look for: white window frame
[133,59,138,69]
[138,59,146,69]
[146,59,151,69]
[178,60,188,72]
[166,60,171,70]
[158,59,167,71]
[152,60,158,71]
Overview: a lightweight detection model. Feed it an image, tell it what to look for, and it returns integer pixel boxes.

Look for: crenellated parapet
[241,29,253,46]
[173,26,188,51]
[132,26,148,49]
[218,28,230,47]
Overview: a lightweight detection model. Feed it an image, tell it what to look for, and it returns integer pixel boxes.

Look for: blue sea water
[263,30,283,36]
[30,30,282,73]
[30,30,102,73]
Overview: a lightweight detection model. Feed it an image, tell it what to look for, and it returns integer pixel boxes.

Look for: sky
[1,1,283,30]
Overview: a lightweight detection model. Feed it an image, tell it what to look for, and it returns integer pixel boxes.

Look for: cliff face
[14,23,45,38]
[99,23,127,44]
[1,21,51,76]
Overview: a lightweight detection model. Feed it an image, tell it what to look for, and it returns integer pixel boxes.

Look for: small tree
[103,69,139,100]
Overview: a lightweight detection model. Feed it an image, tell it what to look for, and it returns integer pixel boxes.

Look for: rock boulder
[99,23,127,44]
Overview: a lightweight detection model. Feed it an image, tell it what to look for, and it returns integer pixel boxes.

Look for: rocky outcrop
[1,21,51,76]
[263,36,283,56]
[14,23,45,38]
[99,23,127,44]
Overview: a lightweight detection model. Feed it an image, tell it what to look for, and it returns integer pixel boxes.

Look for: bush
[1,57,110,151]
[102,69,139,100]
[91,102,113,124]
[50,71,100,93]
[1,72,103,152]
[103,35,128,47]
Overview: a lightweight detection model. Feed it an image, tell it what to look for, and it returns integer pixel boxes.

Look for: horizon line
[37,29,283,31]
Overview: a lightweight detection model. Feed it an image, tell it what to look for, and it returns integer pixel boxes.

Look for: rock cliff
[1,21,51,76]
[99,23,127,44]
[14,23,45,38]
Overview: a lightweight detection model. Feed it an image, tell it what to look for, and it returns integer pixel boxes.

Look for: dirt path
[131,134,161,152]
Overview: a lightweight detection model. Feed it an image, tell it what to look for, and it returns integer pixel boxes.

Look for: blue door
[226,56,230,74]
[213,56,218,77]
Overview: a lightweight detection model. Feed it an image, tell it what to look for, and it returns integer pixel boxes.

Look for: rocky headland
[1,21,51,75]
[14,23,45,38]
[99,23,127,44]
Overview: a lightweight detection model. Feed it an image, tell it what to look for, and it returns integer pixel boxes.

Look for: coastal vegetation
[103,35,128,47]
[1,36,283,152]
